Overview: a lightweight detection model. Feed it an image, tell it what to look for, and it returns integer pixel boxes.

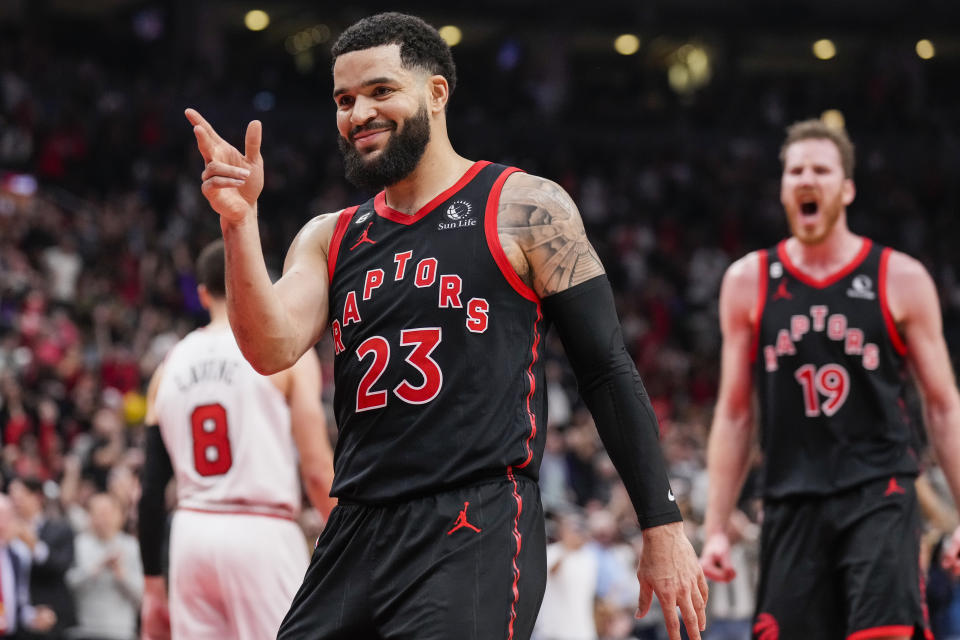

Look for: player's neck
[382,141,473,215]
[205,302,230,329]
[786,223,862,272]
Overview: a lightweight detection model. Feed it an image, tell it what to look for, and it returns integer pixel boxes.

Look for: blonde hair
[779,119,855,178]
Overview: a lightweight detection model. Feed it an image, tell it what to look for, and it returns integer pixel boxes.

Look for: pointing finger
[185,108,226,147]
[244,120,262,162]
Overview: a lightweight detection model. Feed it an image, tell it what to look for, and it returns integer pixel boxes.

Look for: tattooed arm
[496,173,604,297]
[499,172,708,640]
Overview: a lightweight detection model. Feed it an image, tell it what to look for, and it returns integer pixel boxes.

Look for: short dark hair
[779,119,856,178]
[331,12,457,97]
[196,240,226,298]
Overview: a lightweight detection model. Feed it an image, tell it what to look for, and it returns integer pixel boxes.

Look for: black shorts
[277,475,547,640]
[754,475,932,640]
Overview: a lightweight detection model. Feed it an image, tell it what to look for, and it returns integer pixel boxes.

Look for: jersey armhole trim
[327,206,360,284]
[484,168,540,303]
[878,247,908,357]
[750,250,769,363]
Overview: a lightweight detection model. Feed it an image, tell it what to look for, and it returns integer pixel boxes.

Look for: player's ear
[427,75,449,114]
[197,284,211,310]
[842,178,855,206]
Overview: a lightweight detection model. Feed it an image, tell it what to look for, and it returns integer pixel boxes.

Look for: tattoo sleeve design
[497,176,605,297]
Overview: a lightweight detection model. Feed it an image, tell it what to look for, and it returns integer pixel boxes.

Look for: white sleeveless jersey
[155,327,300,518]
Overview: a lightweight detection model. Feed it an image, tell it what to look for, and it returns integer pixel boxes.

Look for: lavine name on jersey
[330,248,489,355]
[762,305,880,373]
[173,359,241,393]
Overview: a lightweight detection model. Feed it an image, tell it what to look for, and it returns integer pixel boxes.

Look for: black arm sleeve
[541,275,682,529]
[138,425,173,576]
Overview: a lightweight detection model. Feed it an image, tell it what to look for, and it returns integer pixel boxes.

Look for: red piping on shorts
[506,467,523,640]
[327,206,359,283]
[879,248,908,357]
[750,249,768,363]
[847,625,919,640]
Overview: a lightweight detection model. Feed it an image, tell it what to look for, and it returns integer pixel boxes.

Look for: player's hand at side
[941,524,960,577]
[699,531,737,582]
[141,575,171,640]
[637,521,708,640]
[184,107,264,226]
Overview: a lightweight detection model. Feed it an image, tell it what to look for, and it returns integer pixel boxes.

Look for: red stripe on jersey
[374,161,491,224]
[515,306,542,469]
[847,625,915,640]
[484,168,539,303]
[327,206,360,283]
[506,467,524,640]
[878,248,908,357]
[751,250,769,363]
[778,237,873,289]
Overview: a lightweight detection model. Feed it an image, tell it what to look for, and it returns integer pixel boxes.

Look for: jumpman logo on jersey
[350,222,377,250]
[884,476,906,497]
[446,501,482,535]
[772,279,793,301]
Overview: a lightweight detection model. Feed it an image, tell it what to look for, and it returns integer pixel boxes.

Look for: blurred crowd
[2,5,960,639]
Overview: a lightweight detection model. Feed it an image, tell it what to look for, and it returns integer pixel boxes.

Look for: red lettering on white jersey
[331,320,345,355]
[415,258,438,288]
[810,305,828,331]
[791,315,810,342]
[394,251,413,281]
[775,329,796,357]
[764,345,778,372]
[439,275,463,309]
[863,343,880,370]
[844,328,864,355]
[363,268,384,301]
[466,298,490,334]
[343,291,361,326]
[827,314,847,341]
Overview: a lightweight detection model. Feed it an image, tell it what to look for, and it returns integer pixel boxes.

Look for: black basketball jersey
[325,161,547,502]
[754,238,918,498]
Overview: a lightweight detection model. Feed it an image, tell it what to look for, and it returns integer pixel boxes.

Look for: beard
[339,105,431,191]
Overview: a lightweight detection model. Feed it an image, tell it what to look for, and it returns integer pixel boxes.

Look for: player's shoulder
[500,171,576,208]
[884,247,931,283]
[883,248,937,313]
[287,210,348,263]
[723,250,763,289]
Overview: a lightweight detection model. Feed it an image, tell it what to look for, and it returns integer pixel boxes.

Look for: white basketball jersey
[155,326,300,518]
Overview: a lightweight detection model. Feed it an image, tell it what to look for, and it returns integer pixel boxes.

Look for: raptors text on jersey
[326,161,547,503]
[753,239,918,498]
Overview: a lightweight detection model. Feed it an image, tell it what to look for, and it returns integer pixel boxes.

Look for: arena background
[2,1,960,638]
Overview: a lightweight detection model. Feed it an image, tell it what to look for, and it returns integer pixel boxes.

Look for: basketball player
[137,240,336,640]
[185,12,707,640]
[699,119,960,640]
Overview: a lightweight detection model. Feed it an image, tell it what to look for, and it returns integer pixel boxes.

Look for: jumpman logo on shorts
[772,280,792,301]
[350,222,377,250]
[447,501,482,535]
[884,476,906,497]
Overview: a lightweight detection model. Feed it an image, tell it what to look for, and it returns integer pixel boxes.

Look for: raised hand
[185,108,264,225]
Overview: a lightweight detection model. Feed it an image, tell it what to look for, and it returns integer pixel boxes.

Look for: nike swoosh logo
[667,490,675,502]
